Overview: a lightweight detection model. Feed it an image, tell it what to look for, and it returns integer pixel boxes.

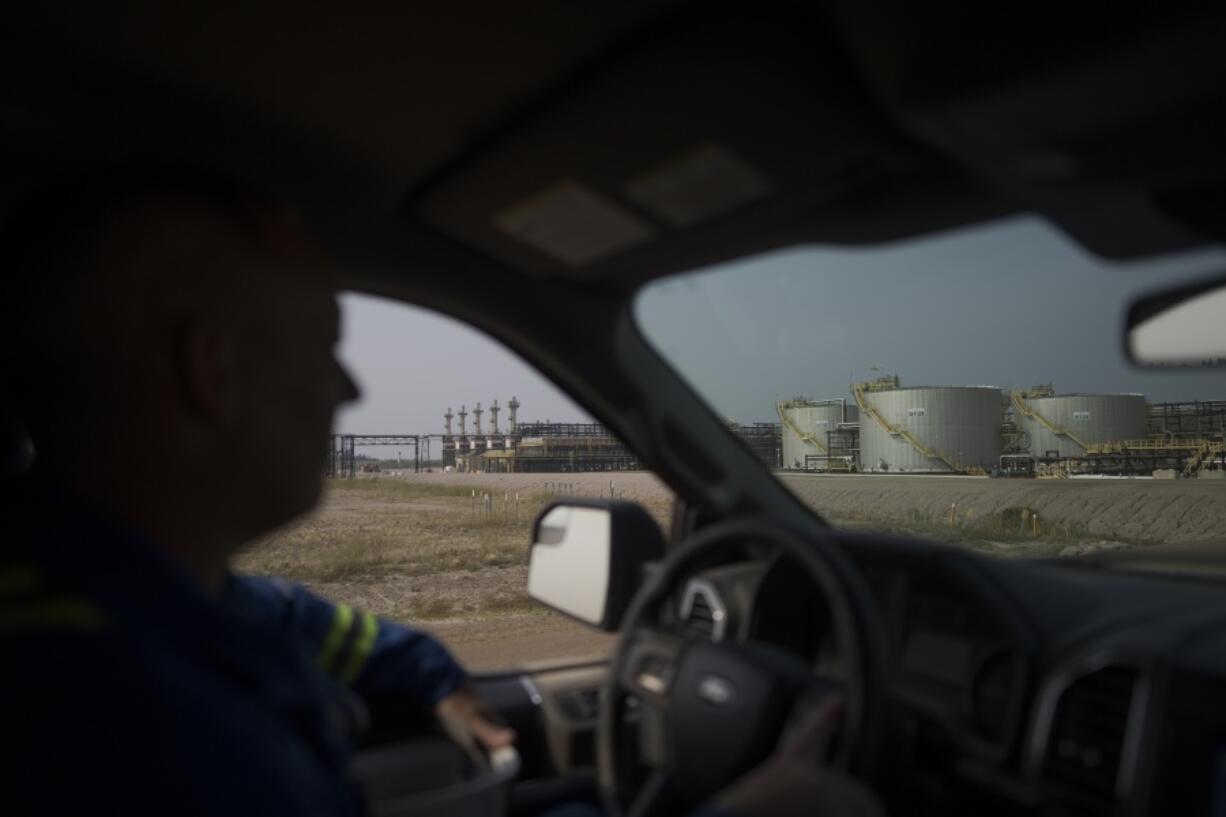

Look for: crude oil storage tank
[1012,392,1147,458]
[855,384,1002,473]
[777,399,858,469]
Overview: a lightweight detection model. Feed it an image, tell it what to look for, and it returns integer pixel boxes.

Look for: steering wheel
[597,519,887,817]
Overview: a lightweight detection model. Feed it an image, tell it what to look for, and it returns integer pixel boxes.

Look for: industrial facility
[324,381,1223,480]
[434,399,792,473]
[778,375,1226,478]
[436,398,636,472]
[325,398,785,477]
[777,398,858,471]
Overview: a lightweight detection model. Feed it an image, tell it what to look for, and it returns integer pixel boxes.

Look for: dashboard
[660,532,1226,817]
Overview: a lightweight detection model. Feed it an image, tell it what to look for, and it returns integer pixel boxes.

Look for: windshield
[634,216,1226,559]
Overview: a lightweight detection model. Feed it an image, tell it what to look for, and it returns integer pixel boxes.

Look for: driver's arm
[230,574,465,703]
[231,575,516,752]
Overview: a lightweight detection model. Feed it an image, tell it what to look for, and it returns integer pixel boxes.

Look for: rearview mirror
[1126,275,1226,367]
[527,500,666,631]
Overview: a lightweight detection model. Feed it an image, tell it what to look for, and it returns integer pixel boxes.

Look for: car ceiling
[5,2,1226,293]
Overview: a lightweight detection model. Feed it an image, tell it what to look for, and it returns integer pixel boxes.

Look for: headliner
[4,2,1226,291]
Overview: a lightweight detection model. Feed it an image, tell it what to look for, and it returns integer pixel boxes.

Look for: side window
[237,293,675,669]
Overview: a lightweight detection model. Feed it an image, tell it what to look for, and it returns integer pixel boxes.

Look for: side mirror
[527,500,666,631]
[1125,274,1226,367]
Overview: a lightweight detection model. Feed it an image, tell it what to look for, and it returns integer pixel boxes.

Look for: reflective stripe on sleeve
[317,603,354,671]
[0,565,105,633]
[0,565,42,598]
[0,596,106,632]
[338,612,378,685]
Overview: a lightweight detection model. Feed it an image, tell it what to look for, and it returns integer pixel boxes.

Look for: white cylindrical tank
[779,400,858,469]
[859,386,1002,473]
[1019,393,1147,458]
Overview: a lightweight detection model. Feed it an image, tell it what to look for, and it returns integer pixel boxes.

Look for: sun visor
[831,3,1226,206]
[411,12,900,283]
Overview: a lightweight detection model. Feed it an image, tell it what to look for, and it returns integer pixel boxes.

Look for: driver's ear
[175,317,241,424]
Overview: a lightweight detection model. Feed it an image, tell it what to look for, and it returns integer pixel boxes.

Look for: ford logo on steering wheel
[697,675,737,707]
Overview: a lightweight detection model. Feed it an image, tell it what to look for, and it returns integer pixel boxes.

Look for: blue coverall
[2,473,468,816]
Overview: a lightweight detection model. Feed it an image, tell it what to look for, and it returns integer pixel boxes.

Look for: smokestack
[489,400,500,434]
[444,407,454,436]
[458,405,467,437]
[509,396,520,433]
[473,402,484,436]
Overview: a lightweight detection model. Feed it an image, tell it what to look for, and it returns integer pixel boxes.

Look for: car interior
[5,3,1226,816]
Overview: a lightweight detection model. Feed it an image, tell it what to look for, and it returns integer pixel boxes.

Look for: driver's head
[2,167,359,562]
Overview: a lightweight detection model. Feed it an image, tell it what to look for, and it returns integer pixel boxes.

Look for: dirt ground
[235,472,668,669]
[428,616,616,670]
[780,473,1226,557]
[237,470,1224,669]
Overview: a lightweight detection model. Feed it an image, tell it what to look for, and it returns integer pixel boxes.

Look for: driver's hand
[711,697,884,817]
[435,685,516,757]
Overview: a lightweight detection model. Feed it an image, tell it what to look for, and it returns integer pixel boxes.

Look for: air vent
[1041,665,1139,817]
[686,593,716,636]
[679,580,726,641]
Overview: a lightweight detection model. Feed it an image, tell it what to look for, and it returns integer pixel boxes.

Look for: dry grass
[240,480,542,582]
[248,475,1217,623]
[236,476,673,626]
[780,473,1226,558]
[237,472,1224,667]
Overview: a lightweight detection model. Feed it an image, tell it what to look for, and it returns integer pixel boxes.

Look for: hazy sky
[335,298,589,437]
[638,216,1226,421]
[336,214,1226,440]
